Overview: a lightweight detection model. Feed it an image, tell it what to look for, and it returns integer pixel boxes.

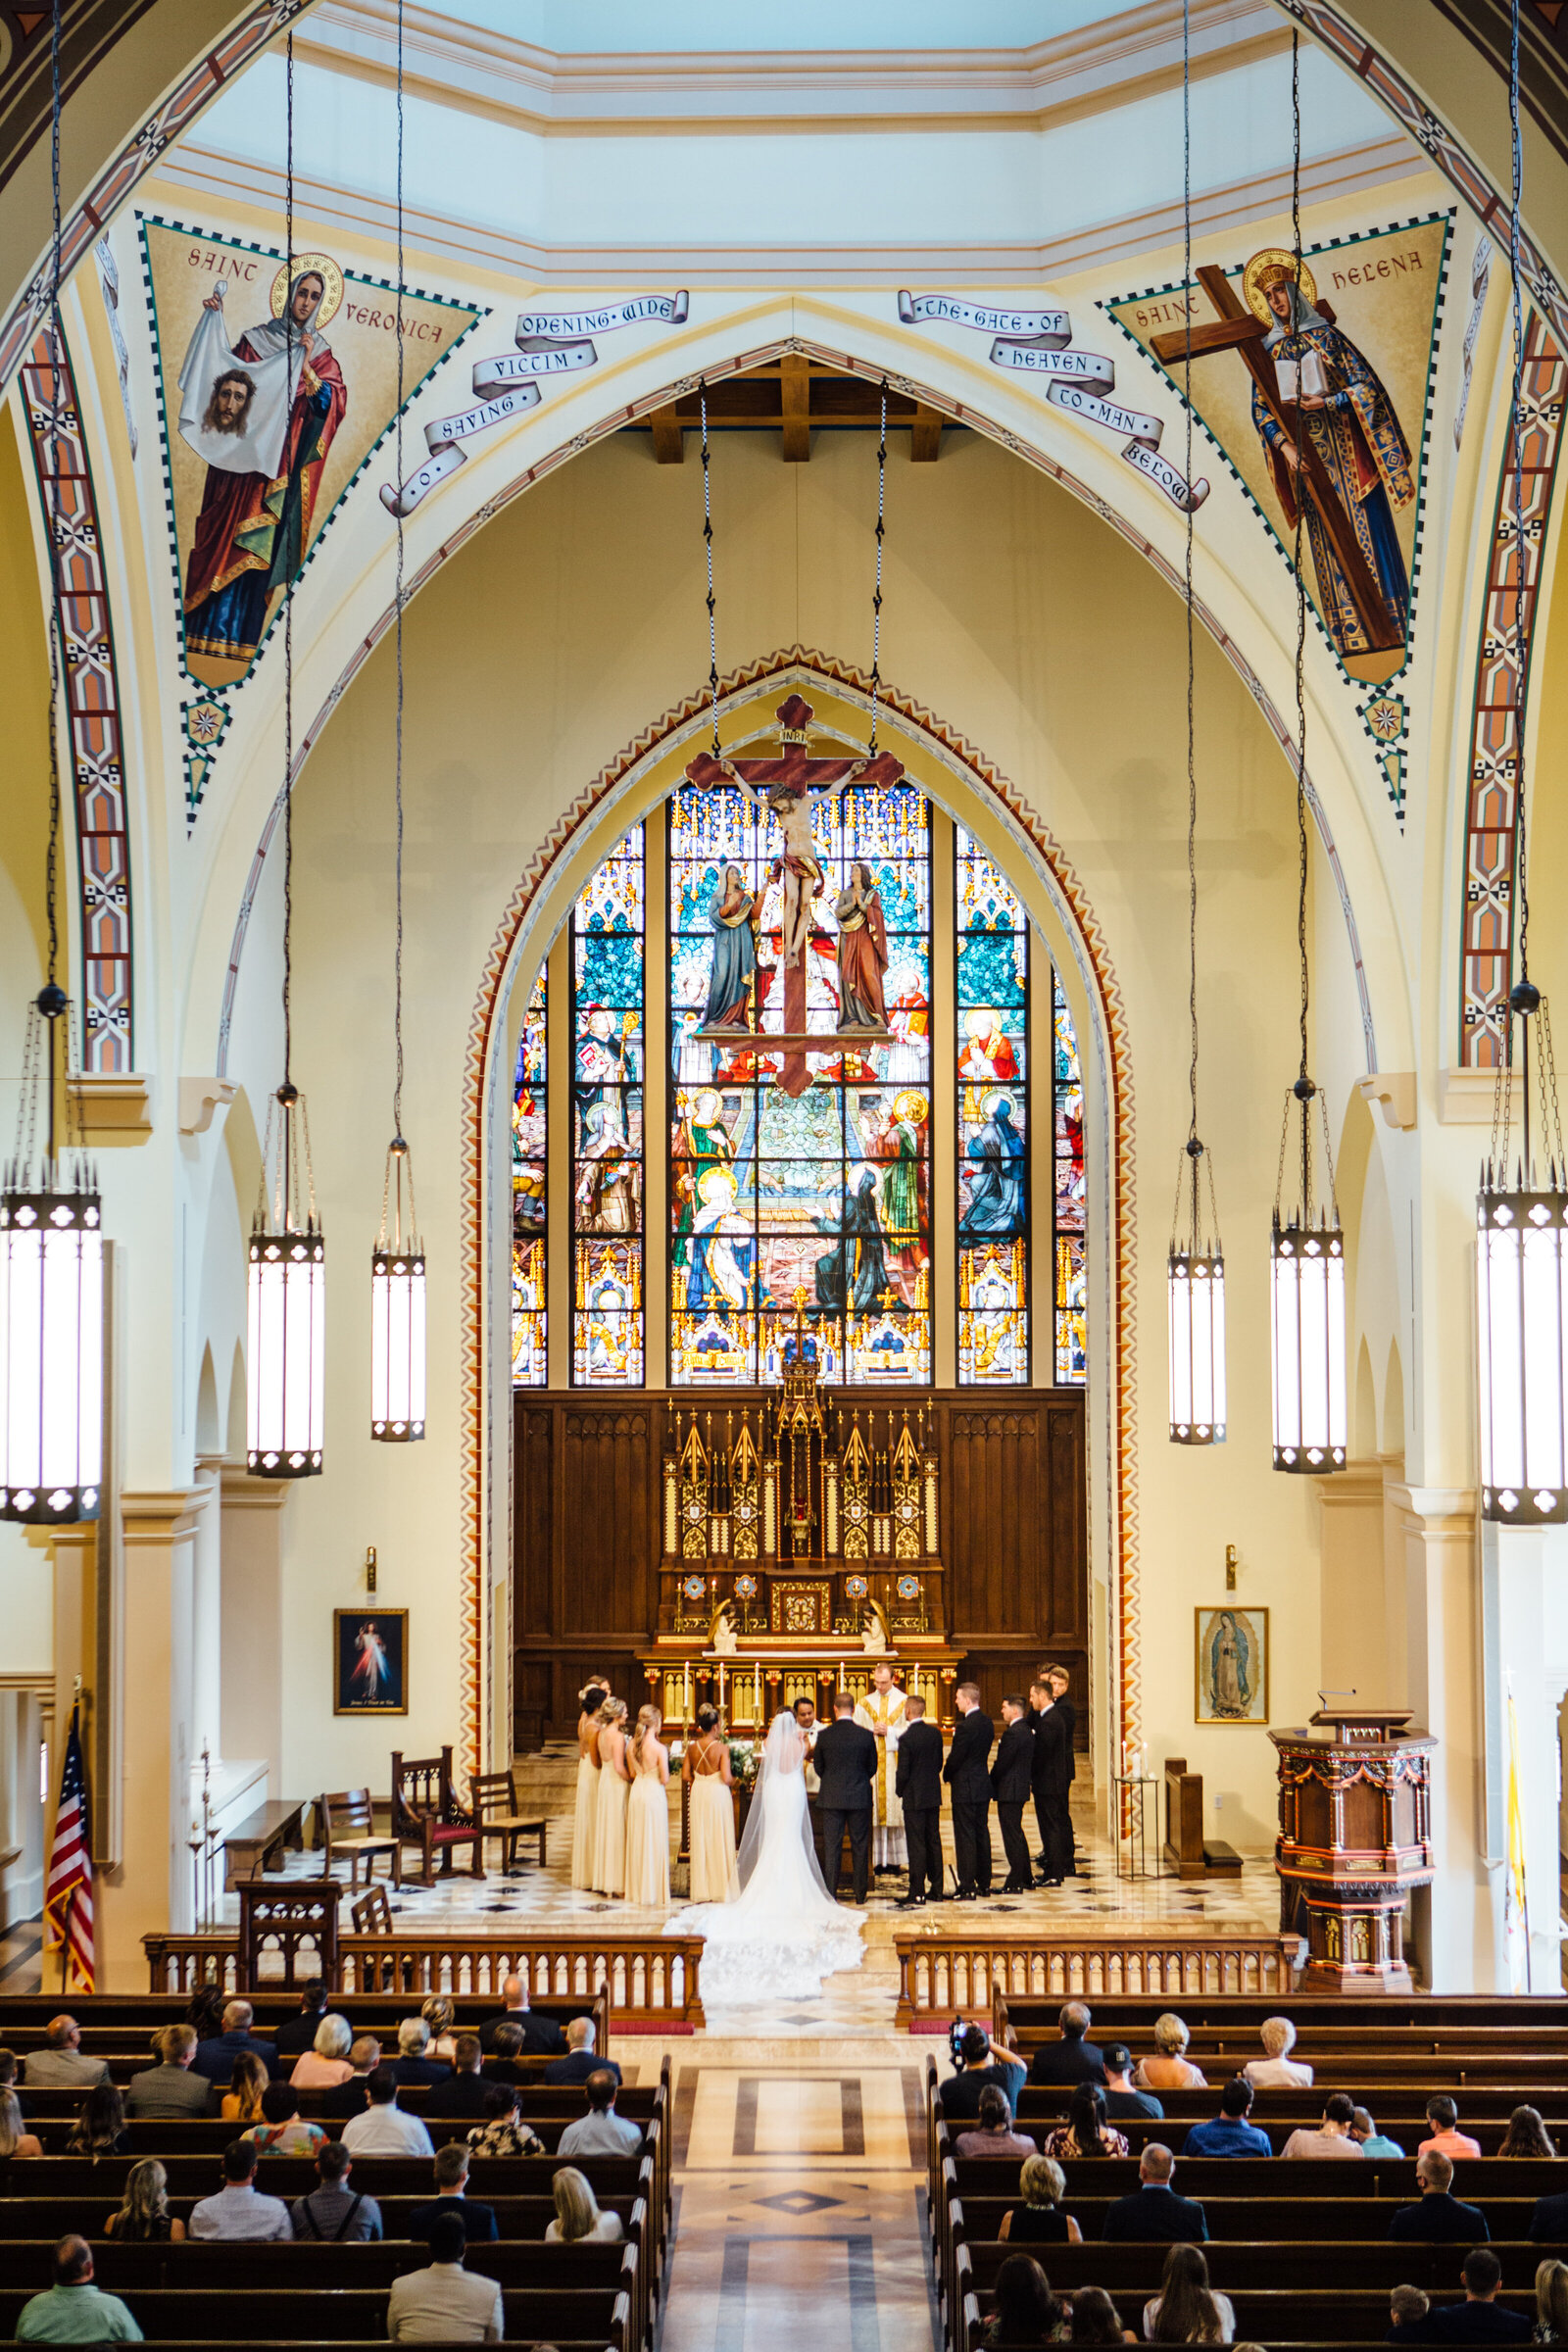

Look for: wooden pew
[0,2274,637,2347]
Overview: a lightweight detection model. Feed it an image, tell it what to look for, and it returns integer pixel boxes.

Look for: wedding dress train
[670,1713,864,2002]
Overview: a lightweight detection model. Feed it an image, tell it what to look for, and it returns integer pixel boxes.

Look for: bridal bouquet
[728,1740,762,1789]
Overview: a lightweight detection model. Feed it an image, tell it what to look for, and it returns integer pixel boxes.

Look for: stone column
[190,1457,224,1780]
[1389,1483,1484,1990]
[1317,1461,1392,1699]
[1478,1521,1568,1996]
[219,1470,287,1786]
[106,1489,207,1979]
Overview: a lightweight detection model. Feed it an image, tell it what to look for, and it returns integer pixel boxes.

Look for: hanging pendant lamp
[370,0,426,1444]
[247,33,324,1480]
[1,5,103,1527]
[1477,0,1568,1526]
[1270,31,1344,1477]
[1166,0,1225,1446]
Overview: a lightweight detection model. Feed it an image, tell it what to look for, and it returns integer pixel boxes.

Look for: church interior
[2,0,1568,2342]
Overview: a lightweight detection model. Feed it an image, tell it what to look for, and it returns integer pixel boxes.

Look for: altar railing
[891,1929,1297,2027]
[143,1930,707,2028]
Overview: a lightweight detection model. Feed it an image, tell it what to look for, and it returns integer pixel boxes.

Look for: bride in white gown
[670,1712,864,2002]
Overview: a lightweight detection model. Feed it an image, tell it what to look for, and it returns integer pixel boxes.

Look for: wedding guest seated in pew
[1354,2106,1405,2160]
[14,2234,141,2344]
[559,2069,641,2158]
[942,2024,1028,2124]
[421,1996,460,2065]
[1102,2143,1207,2245]
[1388,2150,1490,2245]
[1133,2016,1206,2094]
[0,2083,41,2161]
[1534,2259,1568,2343]
[410,2141,498,2243]
[1500,2105,1557,2161]
[193,1998,283,2087]
[547,2165,624,2245]
[184,1986,224,2046]
[1102,2044,1162,2122]
[105,2160,184,2244]
[423,2034,491,2119]
[386,2211,502,2344]
[290,2139,382,2242]
[1531,2178,1568,2245]
[219,2050,269,2126]
[1000,2154,1082,2246]
[124,2025,210,2119]
[271,1979,329,2061]
[342,2065,434,2158]
[1144,2243,1234,2344]
[23,2018,107,2091]
[981,2254,1067,2346]
[244,2079,327,2158]
[1069,2284,1136,2343]
[1044,2085,1129,2163]
[188,2139,292,2240]
[1181,2078,1271,2160]
[1420,2246,1532,2342]
[1281,2090,1364,2160]
[1388,2284,1433,2345]
[955,2085,1036,2163]
[465,2084,543,2159]
[318,2034,381,2118]
[477,1973,566,2057]
[1028,2003,1107,2089]
[391,2018,452,2090]
[545,2015,620,2088]
[1421,2096,1483,2165]
[288,2012,356,2090]
[1241,2016,1312,2091]
[479,2024,529,2084]
[0,2049,18,2088]
[67,2082,129,2159]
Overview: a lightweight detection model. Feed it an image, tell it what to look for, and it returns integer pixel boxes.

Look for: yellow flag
[1505,1693,1531,1995]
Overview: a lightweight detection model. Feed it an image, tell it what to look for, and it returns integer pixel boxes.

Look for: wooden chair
[319,1788,402,1889]
[391,1745,484,1885]
[471,1768,548,1872]
[351,1883,394,1934]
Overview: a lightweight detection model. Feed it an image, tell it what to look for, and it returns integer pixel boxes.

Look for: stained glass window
[667,781,932,1385]
[956,827,1029,1384]
[1054,971,1087,1383]
[570,828,645,1385]
[511,965,547,1386]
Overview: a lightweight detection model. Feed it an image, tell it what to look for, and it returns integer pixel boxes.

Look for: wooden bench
[0,2278,636,2347]
[223,1798,312,1889]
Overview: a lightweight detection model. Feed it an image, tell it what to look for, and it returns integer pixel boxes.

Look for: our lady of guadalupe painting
[1195,1606,1268,1726]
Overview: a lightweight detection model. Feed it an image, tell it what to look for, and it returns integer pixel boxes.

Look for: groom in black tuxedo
[812,1690,877,1904]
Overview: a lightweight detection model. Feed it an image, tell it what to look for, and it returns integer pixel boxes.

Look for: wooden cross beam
[1151,264,1401,654]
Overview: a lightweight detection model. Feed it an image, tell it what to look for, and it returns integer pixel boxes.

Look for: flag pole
[60,1888,72,1995]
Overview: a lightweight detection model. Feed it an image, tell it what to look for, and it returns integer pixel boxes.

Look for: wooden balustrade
[143,1930,707,2028]
[891,1928,1295,2028]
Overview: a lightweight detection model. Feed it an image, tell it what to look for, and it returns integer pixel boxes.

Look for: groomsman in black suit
[894,1695,944,1907]
[812,1690,878,1904]
[943,1682,994,1900]
[1029,1676,1071,1887]
[991,1696,1037,1891]
[1047,1662,1080,1877]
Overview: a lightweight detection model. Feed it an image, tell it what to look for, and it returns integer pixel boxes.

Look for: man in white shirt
[558,2071,642,2159]
[341,2067,435,2158]
[1243,2015,1314,2089]
[387,2212,502,2342]
[189,2141,294,2239]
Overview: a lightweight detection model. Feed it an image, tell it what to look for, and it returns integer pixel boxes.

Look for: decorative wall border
[18,321,133,1070]
[1102,209,1454,795]
[455,651,1143,1788]
[1460,311,1568,1067]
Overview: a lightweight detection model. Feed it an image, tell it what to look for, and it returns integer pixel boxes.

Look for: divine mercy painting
[334,1610,409,1716]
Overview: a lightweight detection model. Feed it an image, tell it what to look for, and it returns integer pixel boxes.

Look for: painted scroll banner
[897,285,1207,512]
[382,290,690,514]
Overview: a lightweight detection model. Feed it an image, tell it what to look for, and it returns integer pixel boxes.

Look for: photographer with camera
[936,2020,1027,2124]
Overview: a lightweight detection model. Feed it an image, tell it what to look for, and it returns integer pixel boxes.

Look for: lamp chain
[1508,0,1530,992]
[701,380,718,754]
[43,0,63,998]
[1182,0,1200,1250]
[869,376,887,758]
[282,30,295,1100]
[1291,28,1309,1097]
[393,0,406,1153]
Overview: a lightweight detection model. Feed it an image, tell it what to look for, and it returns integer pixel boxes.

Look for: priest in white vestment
[855,1663,908,1870]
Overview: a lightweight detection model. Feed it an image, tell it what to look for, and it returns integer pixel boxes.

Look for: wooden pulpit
[1270,1707,1434,1992]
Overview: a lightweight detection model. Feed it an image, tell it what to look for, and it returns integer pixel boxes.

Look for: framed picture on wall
[1194,1606,1269,1726]
[334,1611,409,1715]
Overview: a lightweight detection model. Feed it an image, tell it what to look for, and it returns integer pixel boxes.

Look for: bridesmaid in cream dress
[570,1682,607,1892]
[593,1698,631,1896]
[683,1704,738,1902]
[622,1705,671,1909]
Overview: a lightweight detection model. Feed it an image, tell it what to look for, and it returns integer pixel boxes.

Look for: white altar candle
[684,1661,691,1724]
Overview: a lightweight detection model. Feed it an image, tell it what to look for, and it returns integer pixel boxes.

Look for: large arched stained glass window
[1054,974,1087,1382]
[570,827,645,1385]
[511,966,547,1385]
[667,781,932,1384]
[956,827,1030,1384]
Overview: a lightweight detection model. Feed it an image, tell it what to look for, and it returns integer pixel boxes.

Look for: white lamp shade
[371,1246,426,1441]
[1169,1249,1226,1443]
[247,1231,324,1477]
[1271,1219,1346,1473]
[1478,1188,1568,1522]
[0,1186,103,1523]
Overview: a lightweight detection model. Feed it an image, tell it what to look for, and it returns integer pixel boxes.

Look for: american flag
[44,1707,94,1994]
